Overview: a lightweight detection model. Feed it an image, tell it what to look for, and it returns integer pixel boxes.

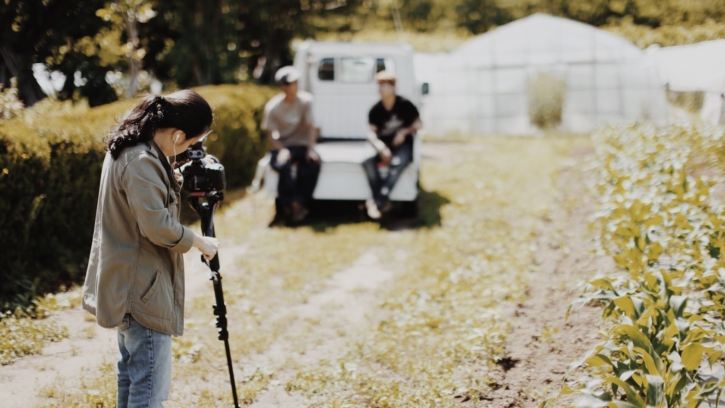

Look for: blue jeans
[117,314,172,408]
[362,142,413,208]
[270,146,321,206]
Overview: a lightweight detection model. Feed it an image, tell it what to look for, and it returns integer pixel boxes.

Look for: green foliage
[0,311,69,365]
[0,78,24,120]
[603,18,725,48]
[455,0,511,34]
[0,290,79,365]
[0,0,113,105]
[0,84,275,310]
[346,0,725,50]
[7,0,725,110]
[544,124,725,407]
[37,361,118,406]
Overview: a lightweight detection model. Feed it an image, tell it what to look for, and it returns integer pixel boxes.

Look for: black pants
[362,142,413,208]
[270,146,320,206]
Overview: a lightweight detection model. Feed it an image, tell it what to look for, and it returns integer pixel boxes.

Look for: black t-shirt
[368,96,420,145]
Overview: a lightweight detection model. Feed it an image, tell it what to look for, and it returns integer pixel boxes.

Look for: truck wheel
[400,199,419,218]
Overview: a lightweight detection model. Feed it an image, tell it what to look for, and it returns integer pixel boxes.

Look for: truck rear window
[318,58,335,81]
[340,58,375,83]
[317,57,396,83]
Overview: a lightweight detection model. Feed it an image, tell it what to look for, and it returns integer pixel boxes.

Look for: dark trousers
[362,142,413,208]
[270,146,320,206]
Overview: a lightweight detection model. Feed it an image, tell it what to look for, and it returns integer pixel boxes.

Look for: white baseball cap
[275,66,301,85]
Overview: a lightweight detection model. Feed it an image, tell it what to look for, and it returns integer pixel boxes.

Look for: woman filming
[82,90,219,407]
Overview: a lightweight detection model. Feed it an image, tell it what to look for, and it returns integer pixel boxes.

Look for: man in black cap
[262,66,321,223]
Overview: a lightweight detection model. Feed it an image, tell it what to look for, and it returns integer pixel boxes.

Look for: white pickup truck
[255,40,425,216]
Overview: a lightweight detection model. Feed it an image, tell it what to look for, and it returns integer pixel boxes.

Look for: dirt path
[247,248,402,407]
[480,145,608,407]
[0,308,117,408]
[0,240,250,408]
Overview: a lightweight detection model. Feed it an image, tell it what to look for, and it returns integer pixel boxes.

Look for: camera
[178,141,226,194]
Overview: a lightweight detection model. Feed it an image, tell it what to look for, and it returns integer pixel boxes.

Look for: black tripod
[189,191,240,408]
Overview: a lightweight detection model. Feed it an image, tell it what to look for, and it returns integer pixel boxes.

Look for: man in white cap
[262,66,320,223]
[363,70,422,219]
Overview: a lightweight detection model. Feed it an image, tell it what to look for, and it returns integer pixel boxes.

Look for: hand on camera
[199,236,218,260]
[276,148,291,165]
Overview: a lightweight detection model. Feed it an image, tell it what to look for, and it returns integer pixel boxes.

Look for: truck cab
[258,40,422,212]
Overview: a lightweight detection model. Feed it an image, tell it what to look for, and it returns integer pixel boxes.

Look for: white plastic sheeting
[645,40,725,124]
[419,14,668,135]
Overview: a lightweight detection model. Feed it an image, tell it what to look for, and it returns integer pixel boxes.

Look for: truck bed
[260,139,420,202]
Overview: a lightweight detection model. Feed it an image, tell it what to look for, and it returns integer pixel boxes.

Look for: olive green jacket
[82,140,194,336]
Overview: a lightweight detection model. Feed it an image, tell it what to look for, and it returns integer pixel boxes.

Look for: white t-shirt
[262,91,315,147]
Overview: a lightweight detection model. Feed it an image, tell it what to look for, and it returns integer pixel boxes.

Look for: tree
[144,0,357,88]
[455,0,511,34]
[97,1,157,98]
[0,0,111,106]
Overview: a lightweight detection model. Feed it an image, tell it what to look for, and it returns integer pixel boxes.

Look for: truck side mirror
[421,82,429,95]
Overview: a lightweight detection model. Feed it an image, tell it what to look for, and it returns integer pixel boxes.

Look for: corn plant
[544,124,725,407]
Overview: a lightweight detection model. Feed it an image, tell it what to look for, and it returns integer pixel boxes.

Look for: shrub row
[0,84,276,310]
[544,124,725,407]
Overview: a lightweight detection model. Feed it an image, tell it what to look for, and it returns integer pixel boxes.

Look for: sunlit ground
[27,135,589,407]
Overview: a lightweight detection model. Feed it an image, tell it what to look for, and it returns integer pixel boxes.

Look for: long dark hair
[106,90,213,160]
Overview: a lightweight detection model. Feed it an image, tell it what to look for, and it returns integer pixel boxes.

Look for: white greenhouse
[418,13,668,135]
[645,40,725,124]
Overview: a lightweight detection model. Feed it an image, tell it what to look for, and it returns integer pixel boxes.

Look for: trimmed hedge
[0,84,276,309]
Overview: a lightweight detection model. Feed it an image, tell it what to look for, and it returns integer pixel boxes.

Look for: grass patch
[0,289,80,365]
[284,137,583,405]
[37,361,116,407]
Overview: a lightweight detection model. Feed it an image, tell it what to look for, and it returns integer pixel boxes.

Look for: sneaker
[366,199,382,220]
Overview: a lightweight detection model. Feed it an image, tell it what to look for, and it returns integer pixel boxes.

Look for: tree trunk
[123,11,141,98]
[56,67,77,101]
[191,0,213,86]
[0,59,10,89]
[191,53,205,86]
[0,45,46,106]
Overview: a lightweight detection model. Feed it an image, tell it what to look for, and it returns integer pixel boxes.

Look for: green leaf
[644,374,665,407]
[633,347,660,376]
[614,296,636,319]
[560,385,577,396]
[590,278,616,291]
[664,322,680,343]
[681,344,709,371]
[567,348,597,378]
[603,377,647,408]
[665,371,686,397]
[587,354,615,368]
[669,295,687,318]
[709,349,723,367]
[612,324,654,355]
[609,401,640,408]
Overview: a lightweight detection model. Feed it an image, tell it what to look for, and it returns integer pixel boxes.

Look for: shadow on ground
[271,188,450,232]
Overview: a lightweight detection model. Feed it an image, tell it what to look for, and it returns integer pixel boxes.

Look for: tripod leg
[192,195,240,408]
[224,339,240,406]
